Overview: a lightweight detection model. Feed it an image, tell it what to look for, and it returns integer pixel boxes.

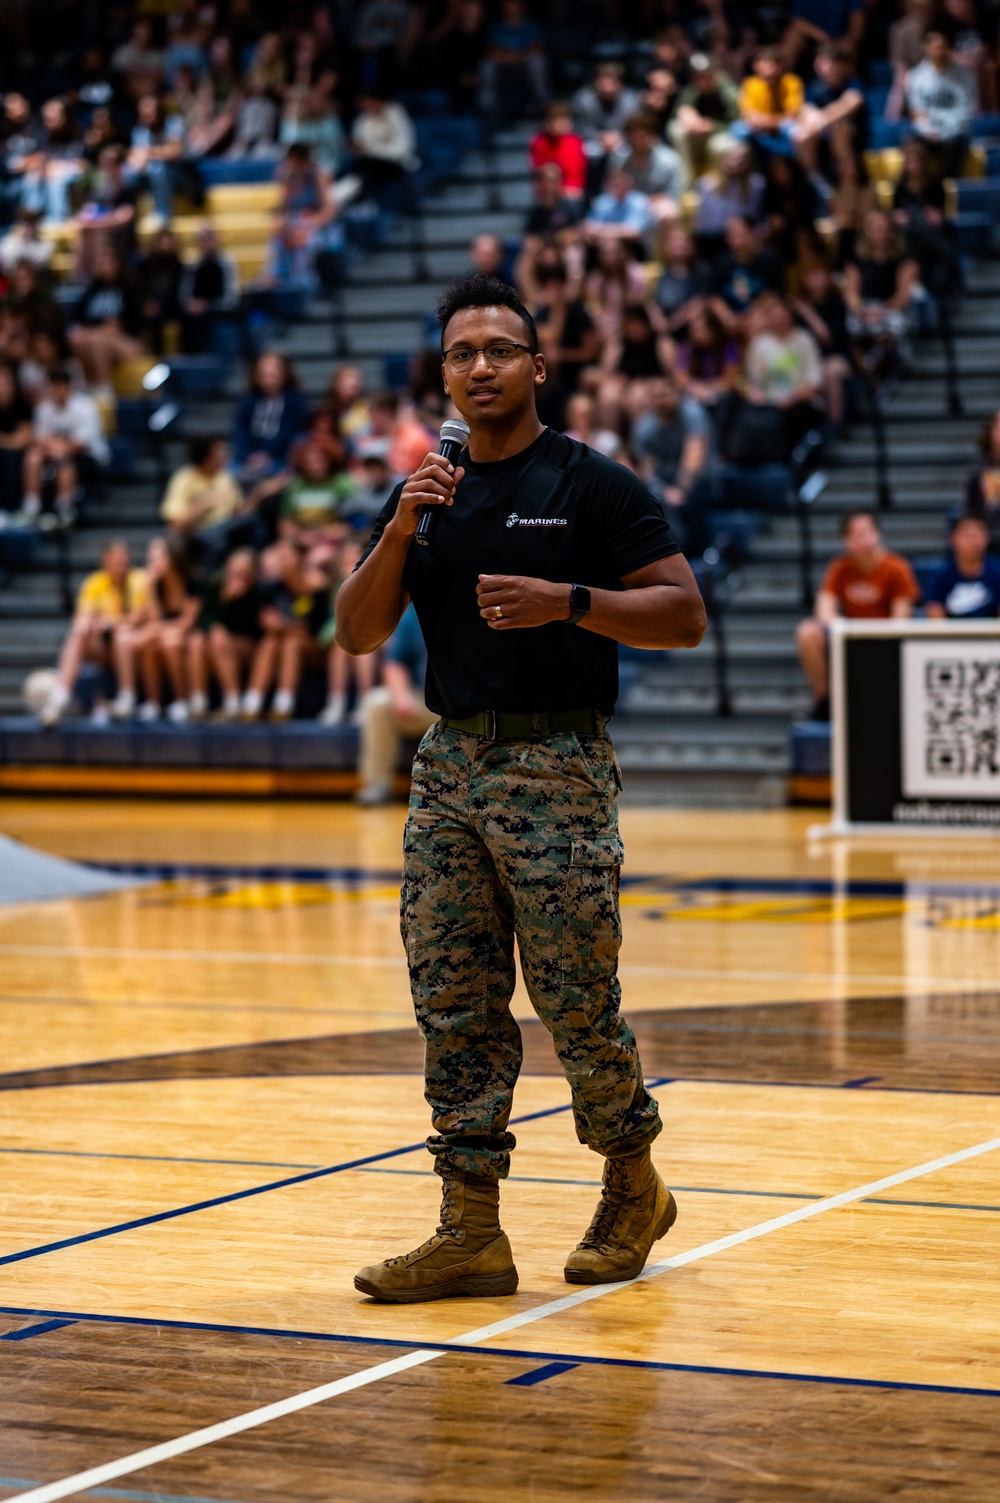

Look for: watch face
[570,585,591,614]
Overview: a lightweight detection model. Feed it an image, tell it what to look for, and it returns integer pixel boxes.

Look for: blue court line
[0,1147,324,1170]
[0,1088,617,1273]
[0,1305,997,1402]
[0,1480,246,1503]
[355,1169,1000,1215]
[0,1318,75,1342]
[505,1360,579,1386]
[88,861,1000,900]
[842,1075,883,1088]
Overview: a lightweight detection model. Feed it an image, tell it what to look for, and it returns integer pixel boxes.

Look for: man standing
[336,273,706,1303]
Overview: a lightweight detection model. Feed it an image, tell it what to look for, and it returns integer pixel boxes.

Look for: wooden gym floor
[0,796,998,1502]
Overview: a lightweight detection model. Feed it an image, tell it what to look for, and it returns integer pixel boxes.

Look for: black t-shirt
[0,390,31,434]
[525,198,585,236]
[359,427,679,718]
[199,577,264,638]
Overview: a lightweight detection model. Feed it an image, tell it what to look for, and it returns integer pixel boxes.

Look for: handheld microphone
[414,417,470,546]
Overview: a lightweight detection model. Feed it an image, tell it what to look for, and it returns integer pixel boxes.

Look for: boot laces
[581,1160,630,1249]
[385,1179,462,1267]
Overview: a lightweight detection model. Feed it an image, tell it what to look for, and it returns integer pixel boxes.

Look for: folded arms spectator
[905,28,976,179]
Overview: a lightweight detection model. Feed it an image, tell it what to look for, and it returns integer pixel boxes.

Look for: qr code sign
[903,641,1000,798]
[924,659,1000,777]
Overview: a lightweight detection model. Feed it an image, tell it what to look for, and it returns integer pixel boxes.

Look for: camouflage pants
[400,720,662,1181]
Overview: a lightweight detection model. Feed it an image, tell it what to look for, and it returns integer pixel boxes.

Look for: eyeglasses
[441,341,534,371]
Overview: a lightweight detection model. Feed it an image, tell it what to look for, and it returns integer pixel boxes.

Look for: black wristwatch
[566,584,591,626]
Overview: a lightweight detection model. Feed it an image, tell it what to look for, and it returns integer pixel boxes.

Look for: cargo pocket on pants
[561,835,624,982]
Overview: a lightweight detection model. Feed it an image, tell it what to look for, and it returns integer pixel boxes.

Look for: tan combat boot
[564,1148,677,1285]
[354,1174,518,1303]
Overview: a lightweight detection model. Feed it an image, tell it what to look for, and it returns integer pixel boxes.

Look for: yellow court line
[12,1131,1000,1503]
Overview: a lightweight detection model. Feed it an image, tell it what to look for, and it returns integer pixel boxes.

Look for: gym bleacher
[1,5,999,803]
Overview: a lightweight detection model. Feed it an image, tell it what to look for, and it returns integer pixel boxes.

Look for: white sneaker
[188,692,208,719]
[167,699,190,723]
[111,689,136,720]
[355,782,393,806]
[241,688,263,719]
[222,692,241,720]
[39,682,70,727]
[319,697,346,726]
[90,703,111,726]
[137,701,161,723]
[271,688,294,719]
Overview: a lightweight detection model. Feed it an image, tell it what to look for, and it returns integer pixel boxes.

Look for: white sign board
[902,639,1000,799]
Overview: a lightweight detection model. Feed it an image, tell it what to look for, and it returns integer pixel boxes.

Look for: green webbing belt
[442,709,602,739]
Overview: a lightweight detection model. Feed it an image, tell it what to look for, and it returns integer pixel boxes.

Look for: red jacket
[529,130,587,194]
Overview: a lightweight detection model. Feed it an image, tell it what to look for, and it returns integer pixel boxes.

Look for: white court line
[14,1131,1000,1503]
[0,943,995,993]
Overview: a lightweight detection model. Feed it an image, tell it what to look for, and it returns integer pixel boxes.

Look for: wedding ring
[494,605,504,619]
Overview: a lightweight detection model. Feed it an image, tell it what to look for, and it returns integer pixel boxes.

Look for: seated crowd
[39,349,414,732]
[7,1,999,756]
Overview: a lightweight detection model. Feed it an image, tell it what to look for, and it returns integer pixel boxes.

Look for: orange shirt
[739,72,804,122]
[821,551,921,618]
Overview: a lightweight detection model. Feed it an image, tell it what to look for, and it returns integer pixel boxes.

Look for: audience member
[796,510,920,719]
[188,547,264,719]
[735,47,804,156]
[529,103,586,197]
[693,142,766,247]
[926,515,1000,618]
[843,208,920,356]
[744,292,825,454]
[349,91,418,198]
[231,352,310,484]
[584,166,654,246]
[608,114,687,227]
[136,227,184,355]
[674,306,741,406]
[0,361,33,509]
[631,373,712,545]
[128,535,201,722]
[905,27,975,179]
[481,0,549,118]
[355,602,435,802]
[23,370,109,520]
[669,53,740,179]
[522,163,586,248]
[68,246,142,395]
[179,225,241,353]
[279,439,355,548]
[965,410,1000,550]
[711,216,786,325]
[244,537,331,720]
[160,436,245,560]
[42,539,148,726]
[792,263,854,434]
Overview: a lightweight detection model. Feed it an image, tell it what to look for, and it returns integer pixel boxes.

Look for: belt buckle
[488,710,497,739]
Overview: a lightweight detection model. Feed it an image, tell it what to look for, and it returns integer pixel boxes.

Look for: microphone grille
[440,418,471,446]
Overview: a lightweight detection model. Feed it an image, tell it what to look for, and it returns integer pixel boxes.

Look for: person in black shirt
[188,548,264,720]
[67,244,142,394]
[339,272,705,1304]
[0,360,32,511]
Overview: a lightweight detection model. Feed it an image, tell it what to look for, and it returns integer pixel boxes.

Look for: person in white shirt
[22,370,109,519]
[0,210,53,274]
[744,291,825,453]
[349,92,417,197]
[905,28,976,177]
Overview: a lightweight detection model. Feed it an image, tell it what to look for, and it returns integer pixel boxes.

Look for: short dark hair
[189,435,224,466]
[841,508,878,537]
[49,367,71,384]
[437,273,538,353]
